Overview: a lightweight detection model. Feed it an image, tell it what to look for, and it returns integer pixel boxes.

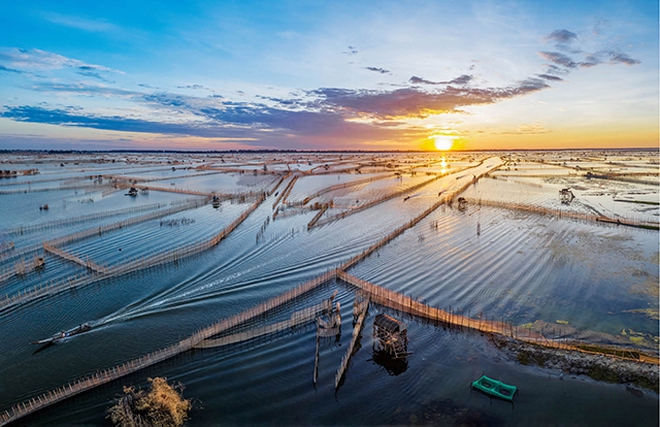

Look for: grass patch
[108,377,192,427]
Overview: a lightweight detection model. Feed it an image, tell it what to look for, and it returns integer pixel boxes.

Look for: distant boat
[31,323,92,345]
[470,375,517,401]
[125,187,138,197]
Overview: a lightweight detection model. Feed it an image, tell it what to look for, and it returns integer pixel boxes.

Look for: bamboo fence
[340,176,486,271]
[195,297,334,348]
[115,182,213,198]
[43,243,108,274]
[44,199,205,248]
[464,197,659,230]
[306,205,328,229]
[272,176,298,210]
[335,295,369,388]
[103,169,224,184]
[308,160,486,230]
[301,173,396,205]
[266,172,290,196]
[311,175,444,229]
[3,202,169,237]
[0,194,265,312]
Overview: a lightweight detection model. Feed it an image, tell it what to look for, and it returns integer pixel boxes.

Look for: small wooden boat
[31,323,92,345]
[471,375,517,401]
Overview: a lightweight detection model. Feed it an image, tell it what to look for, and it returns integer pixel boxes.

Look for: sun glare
[433,136,454,151]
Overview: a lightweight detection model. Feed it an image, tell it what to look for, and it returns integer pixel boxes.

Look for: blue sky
[0,0,657,150]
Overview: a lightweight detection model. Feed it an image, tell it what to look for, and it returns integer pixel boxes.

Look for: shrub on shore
[108,377,192,427]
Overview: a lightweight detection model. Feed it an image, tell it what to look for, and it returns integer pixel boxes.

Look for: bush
[108,377,192,427]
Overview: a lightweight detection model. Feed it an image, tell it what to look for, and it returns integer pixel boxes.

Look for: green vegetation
[108,377,192,427]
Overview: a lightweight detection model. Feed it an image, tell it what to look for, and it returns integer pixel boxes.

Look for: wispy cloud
[499,123,551,135]
[365,66,390,74]
[41,12,119,33]
[26,81,140,98]
[0,48,124,74]
[546,29,578,45]
[608,52,641,66]
[409,74,473,86]
[539,51,578,69]
[536,73,563,81]
[546,29,579,53]
[539,29,641,74]
[0,64,24,74]
[343,46,358,55]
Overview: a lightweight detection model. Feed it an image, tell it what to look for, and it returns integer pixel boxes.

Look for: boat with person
[31,323,92,345]
[470,375,517,401]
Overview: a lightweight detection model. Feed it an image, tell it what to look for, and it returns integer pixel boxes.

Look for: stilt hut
[373,313,408,359]
[457,197,468,212]
[559,188,575,204]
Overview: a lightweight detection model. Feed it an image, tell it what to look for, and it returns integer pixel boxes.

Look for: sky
[0,0,657,151]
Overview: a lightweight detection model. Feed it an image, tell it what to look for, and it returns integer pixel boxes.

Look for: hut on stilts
[373,313,408,359]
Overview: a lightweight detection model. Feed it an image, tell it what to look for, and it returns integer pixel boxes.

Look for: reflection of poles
[313,326,320,386]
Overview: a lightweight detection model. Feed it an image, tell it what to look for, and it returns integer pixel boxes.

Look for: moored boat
[470,375,517,401]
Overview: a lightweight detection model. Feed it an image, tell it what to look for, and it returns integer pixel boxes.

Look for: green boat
[471,375,517,401]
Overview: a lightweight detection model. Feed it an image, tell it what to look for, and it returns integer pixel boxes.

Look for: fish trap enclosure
[372,313,408,359]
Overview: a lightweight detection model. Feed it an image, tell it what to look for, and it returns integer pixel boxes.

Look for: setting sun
[433,136,454,151]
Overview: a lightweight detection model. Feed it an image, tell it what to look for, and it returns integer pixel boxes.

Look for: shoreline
[491,334,659,393]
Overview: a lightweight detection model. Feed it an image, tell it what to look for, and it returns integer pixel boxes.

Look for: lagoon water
[0,151,657,426]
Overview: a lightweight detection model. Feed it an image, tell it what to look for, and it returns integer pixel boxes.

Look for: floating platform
[471,375,517,401]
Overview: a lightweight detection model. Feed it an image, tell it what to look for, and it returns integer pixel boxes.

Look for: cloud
[176,84,217,92]
[1,64,554,145]
[42,12,118,33]
[544,65,569,75]
[409,74,473,85]
[539,51,578,69]
[546,29,578,44]
[608,52,640,66]
[343,46,358,55]
[0,105,255,138]
[539,28,640,74]
[537,73,563,81]
[0,65,24,74]
[499,123,551,135]
[0,48,124,74]
[26,81,140,98]
[448,74,473,85]
[410,76,437,85]
[76,69,115,83]
[365,66,390,74]
[579,54,602,68]
[310,79,548,119]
